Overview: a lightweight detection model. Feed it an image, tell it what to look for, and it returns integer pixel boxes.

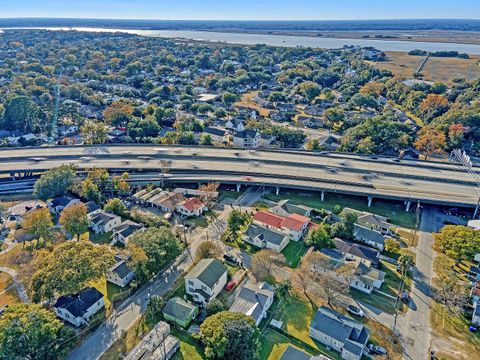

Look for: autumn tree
[104,198,128,217]
[112,172,130,195]
[434,225,480,264]
[304,224,334,249]
[103,100,134,126]
[195,241,223,262]
[0,304,76,360]
[251,249,285,281]
[81,120,108,145]
[419,94,449,119]
[21,208,53,245]
[33,165,77,200]
[384,238,400,253]
[196,311,260,360]
[359,81,385,98]
[447,123,466,149]
[414,127,447,159]
[59,203,88,240]
[30,241,114,303]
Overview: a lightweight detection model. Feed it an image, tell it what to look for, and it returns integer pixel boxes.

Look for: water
[4,27,480,54]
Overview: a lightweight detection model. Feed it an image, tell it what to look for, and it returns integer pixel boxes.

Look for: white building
[185,259,227,306]
[107,257,135,288]
[233,129,260,148]
[229,282,274,325]
[48,195,81,215]
[175,197,206,217]
[242,223,290,252]
[53,287,105,327]
[88,210,122,234]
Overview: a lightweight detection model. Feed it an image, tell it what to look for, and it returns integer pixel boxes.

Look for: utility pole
[450,149,480,218]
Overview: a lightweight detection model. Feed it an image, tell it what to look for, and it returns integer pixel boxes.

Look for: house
[233,129,260,148]
[202,126,228,143]
[48,195,81,215]
[85,201,101,215]
[229,281,274,325]
[175,197,206,217]
[316,134,341,151]
[344,208,394,235]
[333,238,380,268]
[351,262,386,294]
[270,199,313,218]
[353,224,386,251]
[148,191,185,212]
[112,220,143,245]
[53,287,105,327]
[107,257,135,288]
[185,259,228,306]
[280,346,329,360]
[470,282,480,304]
[125,321,179,360]
[163,297,199,328]
[197,93,219,103]
[88,210,122,234]
[473,303,480,326]
[242,223,290,252]
[58,125,79,137]
[259,133,276,148]
[225,118,245,133]
[309,306,370,360]
[253,211,311,241]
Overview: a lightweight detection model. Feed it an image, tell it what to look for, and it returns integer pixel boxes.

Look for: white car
[347,305,365,317]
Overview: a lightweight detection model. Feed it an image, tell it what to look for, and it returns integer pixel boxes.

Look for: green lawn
[89,231,113,244]
[281,241,307,268]
[185,217,208,228]
[170,327,205,360]
[219,190,244,200]
[265,190,416,229]
[260,328,318,360]
[350,288,397,315]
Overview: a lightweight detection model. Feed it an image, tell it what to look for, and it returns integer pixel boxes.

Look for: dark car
[223,253,241,266]
[367,344,387,355]
[400,290,410,303]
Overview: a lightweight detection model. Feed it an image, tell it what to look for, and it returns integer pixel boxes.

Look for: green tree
[200,134,213,145]
[197,311,260,360]
[104,198,128,217]
[205,298,226,316]
[434,225,480,264]
[222,92,237,108]
[331,211,357,240]
[384,238,400,253]
[81,120,108,145]
[2,96,42,132]
[59,203,88,240]
[33,165,77,201]
[81,178,102,203]
[21,207,53,242]
[227,210,251,235]
[0,304,76,360]
[128,227,182,279]
[31,241,114,303]
[299,81,321,102]
[304,224,334,249]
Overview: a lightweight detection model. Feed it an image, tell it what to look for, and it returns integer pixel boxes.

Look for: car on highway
[367,344,387,355]
[347,305,365,317]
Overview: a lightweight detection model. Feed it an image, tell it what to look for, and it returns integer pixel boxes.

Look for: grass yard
[219,189,244,200]
[170,327,205,360]
[185,216,208,228]
[264,190,416,229]
[281,241,307,268]
[350,288,397,315]
[0,243,34,270]
[89,231,113,244]
[0,272,19,307]
[260,328,319,360]
[235,91,272,118]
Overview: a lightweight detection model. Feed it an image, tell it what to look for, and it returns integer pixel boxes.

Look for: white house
[230,282,274,325]
[107,257,135,288]
[353,224,386,251]
[185,259,227,306]
[202,126,229,143]
[48,195,81,215]
[253,211,312,241]
[473,303,480,326]
[88,210,122,234]
[112,220,143,245]
[225,118,245,133]
[175,197,206,217]
[242,223,290,252]
[233,129,260,148]
[310,307,369,360]
[53,287,105,327]
[350,262,385,294]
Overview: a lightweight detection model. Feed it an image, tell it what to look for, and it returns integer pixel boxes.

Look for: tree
[384,238,400,253]
[331,211,357,240]
[434,225,480,264]
[147,295,164,321]
[112,172,130,195]
[298,81,321,102]
[398,249,416,272]
[222,92,237,108]
[226,210,251,236]
[81,120,108,145]
[0,304,76,360]
[359,82,385,98]
[103,100,134,125]
[128,226,182,280]
[304,224,334,249]
[59,203,88,240]
[251,249,285,281]
[414,127,447,159]
[197,311,260,360]
[199,134,213,145]
[81,178,102,203]
[21,208,53,241]
[420,94,449,119]
[30,241,114,303]
[431,262,467,316]
[104,198,128,217]
[1,96,42,132]
[33,165,76,200]
[447,123,466,149]
[349,93,378,110]
[205,298,226,316]
[195,241,223,262]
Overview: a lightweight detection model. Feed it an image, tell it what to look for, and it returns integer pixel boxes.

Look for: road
[0,145,477,207]
[66,207,232,360]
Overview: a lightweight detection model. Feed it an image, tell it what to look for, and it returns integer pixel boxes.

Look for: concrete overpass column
[276,186,280,195]
[367,196,373,207]
[405,201,411,212]
[236,184,241,192]
[321,191,325,201]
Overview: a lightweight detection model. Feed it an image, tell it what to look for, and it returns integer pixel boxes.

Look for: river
[3,27,480,54]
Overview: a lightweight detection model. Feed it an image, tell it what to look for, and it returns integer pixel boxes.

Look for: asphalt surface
[0,145,478,207]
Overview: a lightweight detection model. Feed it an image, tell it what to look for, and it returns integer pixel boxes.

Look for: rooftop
[185,258,227,289]
[53,287,103,318]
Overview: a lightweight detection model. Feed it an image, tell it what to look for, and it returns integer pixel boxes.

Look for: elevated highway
[0,145,478,210]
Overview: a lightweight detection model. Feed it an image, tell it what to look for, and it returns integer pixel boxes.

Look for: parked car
[347,305,365,317]
[367,344,387,355]
[400,290,410,303]
[224,279,237,291]
[224,253,241,266]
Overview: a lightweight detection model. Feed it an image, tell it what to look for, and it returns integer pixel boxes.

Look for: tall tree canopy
[33,165,77,200]
[59,203,88,240]
[434,225,480,264]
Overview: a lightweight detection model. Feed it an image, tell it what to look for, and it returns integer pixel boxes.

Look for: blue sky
[1,0,479,20]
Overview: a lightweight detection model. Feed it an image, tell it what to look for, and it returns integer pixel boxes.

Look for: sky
[0,0,479,21]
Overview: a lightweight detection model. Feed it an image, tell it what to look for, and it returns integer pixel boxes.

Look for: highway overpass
[0,145,478,211]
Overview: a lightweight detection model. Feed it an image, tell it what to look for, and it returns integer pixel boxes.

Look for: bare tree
[251,249,285,281]
[195,241,223,262]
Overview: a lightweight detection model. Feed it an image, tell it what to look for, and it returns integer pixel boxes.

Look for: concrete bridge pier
[405,201,411,212]
[367,196,373,207]
[276,186,280,195]
[236,184,241,192]
[321,191,325,201]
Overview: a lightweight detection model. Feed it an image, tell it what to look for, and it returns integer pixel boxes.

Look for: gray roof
[90,211,119,227]
[274,199,312,217]
[113,221,143,239]
[54,287,103,318]
[163,297,197,322]
[334,238,380,266]
[475,302,480,317]
[234,129,259,139]
[310,306,369,347]
[50,195,77,207]
[110,260,134,279]
[354,224,385,246]
[244,223,288,246]
[229,282,274,323]
[280,346,311,360]
[185,259,227,289]
[204,126,227,137]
